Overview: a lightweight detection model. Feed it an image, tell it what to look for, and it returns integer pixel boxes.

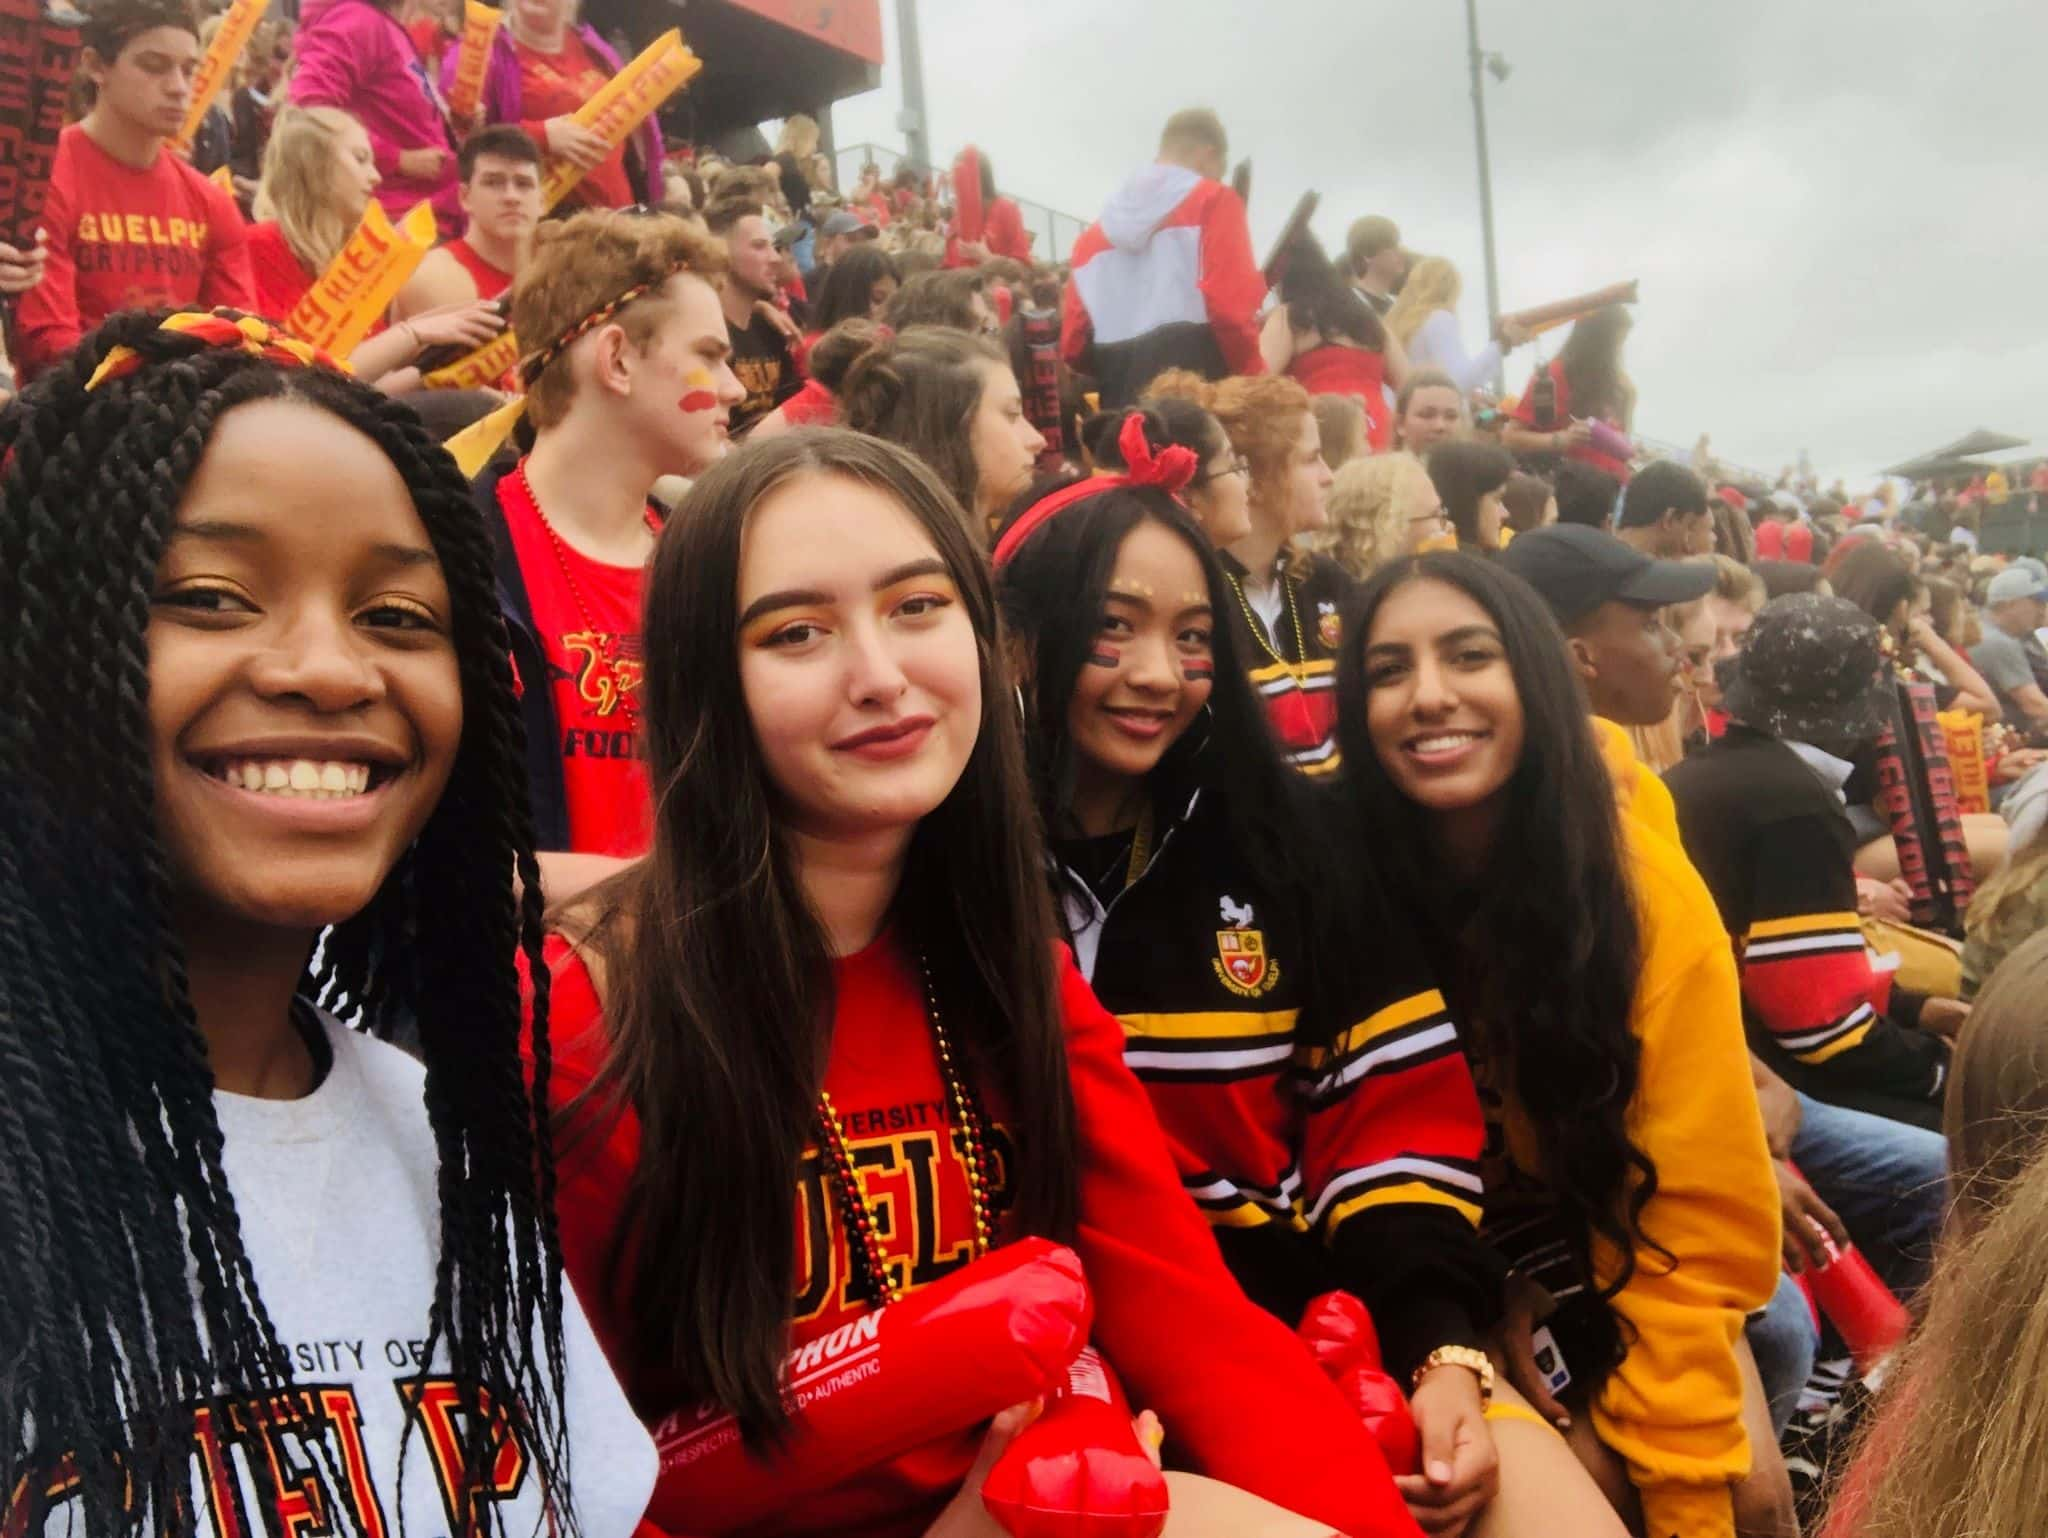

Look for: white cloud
[827,0,2048,485]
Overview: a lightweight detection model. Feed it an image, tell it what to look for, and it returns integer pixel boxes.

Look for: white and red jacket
[1061,163,1266,407]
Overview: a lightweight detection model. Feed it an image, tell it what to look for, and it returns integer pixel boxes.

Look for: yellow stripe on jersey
[1247,657,1337,686]
[1301,989,1449,1071]
[1121,1008,1300,1042]
[1801,1017,1878,1064]
[1746,911,1862,941]
[1295,753,1342,777]
[1325,1180,1484,1231]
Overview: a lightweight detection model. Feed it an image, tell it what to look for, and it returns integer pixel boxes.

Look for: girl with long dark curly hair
[0,310,653,1538]
[1332,552,1782,1538]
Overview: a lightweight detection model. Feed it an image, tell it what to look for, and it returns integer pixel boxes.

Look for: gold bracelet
[1412,1344,1494,1406]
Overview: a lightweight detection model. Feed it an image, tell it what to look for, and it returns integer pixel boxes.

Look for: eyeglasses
[1409,504,1452,529]
[1192,456,1250,487]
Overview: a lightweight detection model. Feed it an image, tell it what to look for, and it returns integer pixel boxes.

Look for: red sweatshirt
[532,929,1420,1538]
[16,124,255,382]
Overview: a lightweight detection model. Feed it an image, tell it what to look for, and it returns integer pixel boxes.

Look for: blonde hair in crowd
[1966,837,2048,1029]
[1311,393,1366,472]
[1709,553,1767,613]
[236,17,288,91]
[1384,255,1461,348]
[254,105,365,276]
[1320,451,1428,582]
[775,113,820,161]
[1945,929,2048,1234]
[1835,932,2048,1536]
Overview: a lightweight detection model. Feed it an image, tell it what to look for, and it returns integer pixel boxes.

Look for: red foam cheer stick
[648,1238,1093,1534]
[981,1347,1170,1538]
[1296,1292,1421,1476]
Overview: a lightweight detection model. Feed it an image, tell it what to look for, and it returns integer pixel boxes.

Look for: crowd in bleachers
[6,2,2048,1536]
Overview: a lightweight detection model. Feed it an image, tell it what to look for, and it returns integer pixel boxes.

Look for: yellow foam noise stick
[286,201,438,357]
[175,0,269,153]
[443,396,526,479]
[423,328,520,390]
[446,0,502,124]
[538,31,702,212]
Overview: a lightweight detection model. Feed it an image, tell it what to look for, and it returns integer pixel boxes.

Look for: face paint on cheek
[1086,647,1121,669]
[1181,660,1215,682]
[678,367,719,414]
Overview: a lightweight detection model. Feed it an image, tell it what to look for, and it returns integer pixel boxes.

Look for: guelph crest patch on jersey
[1213,895,1279,997]
[1316,600,1341,650]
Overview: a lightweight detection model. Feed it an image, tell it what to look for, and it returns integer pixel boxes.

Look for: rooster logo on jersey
[1213,894,1279,997]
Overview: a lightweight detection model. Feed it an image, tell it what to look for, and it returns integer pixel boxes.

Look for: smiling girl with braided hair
[0,309,653,1538]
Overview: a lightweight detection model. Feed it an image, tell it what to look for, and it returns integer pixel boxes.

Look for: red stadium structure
[585,0,882,152]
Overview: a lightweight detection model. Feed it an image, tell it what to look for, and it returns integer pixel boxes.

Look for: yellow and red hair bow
[83,311,351,393]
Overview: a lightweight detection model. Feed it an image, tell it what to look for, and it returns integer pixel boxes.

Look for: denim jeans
[1747,1272,1818,1440]
[1790,1091,1948,1298]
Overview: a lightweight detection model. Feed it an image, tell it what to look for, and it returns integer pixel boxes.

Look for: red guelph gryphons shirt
[527,930,1423,1538]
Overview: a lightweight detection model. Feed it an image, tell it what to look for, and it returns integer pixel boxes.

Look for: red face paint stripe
[1182,661,1215,680]
[1086,649,1120,668]
[679,390,719,412]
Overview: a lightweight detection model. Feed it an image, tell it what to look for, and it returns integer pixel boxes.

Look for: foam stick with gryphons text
[174,0,269,153]
[445,0,501,124]
[423,328,520,391]
[286,201,439,356]
[538,31,701,212]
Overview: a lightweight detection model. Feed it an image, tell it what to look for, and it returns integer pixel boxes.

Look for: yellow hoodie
[1593,715,1682,849]
[1510,717,1779,1538]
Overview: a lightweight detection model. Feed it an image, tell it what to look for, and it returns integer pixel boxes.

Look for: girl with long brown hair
[531,428,1424,1538]
[840,327,1046,538]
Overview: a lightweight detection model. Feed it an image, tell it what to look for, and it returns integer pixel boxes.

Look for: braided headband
[990,412,1199,569]
[517,260,687,390]
[84,311,349,392]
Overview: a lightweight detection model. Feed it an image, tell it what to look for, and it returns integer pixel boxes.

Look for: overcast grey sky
[831,0,2047,487]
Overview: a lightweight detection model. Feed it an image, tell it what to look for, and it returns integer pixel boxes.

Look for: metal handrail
[829,141,1089,266]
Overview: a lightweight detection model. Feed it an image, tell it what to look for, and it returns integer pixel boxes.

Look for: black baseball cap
[1497,523,1715,627]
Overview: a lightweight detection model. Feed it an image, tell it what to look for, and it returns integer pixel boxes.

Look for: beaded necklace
[1227,566,1309,683]
[813,954,995,1308]
[516,463,650,723]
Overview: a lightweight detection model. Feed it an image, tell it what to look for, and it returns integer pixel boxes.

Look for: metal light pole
[1464,0,1505,390]
[894,0,931,172]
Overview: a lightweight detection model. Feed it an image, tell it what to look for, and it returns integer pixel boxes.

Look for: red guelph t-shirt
[498,462,652,856]
[528,931,1421,1538]
[516,32,633,210]
[16,123,256,381]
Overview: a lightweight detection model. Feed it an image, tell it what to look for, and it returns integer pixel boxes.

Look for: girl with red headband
[994,412,1626,1538]
[531,426,1426,1537]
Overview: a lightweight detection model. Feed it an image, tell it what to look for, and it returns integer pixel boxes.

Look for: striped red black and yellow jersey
[1219,552,1357,778]
[1665,727,1947,1104]
[1057,785,1497,1377]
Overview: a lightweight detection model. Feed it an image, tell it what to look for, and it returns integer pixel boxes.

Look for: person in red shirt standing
[534,425,1430,1538]
[392,126,543,319]
[14,0,255,383]
[1500,306,1637,484]
[450,0,663,211]
[474,209,743,901]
